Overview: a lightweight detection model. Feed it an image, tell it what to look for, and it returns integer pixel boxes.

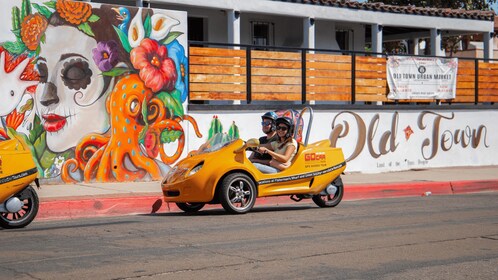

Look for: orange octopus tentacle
[112,151,147,181]
[148,97,166,123]
[61,159,79,183]
[74,134,109,170]
[128,153,162,180]
[150,119,185,164]
[95,148,114,182]
[84,147,105,182]
[182,114,203,138]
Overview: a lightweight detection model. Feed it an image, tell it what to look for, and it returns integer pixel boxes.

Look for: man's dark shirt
[251,134,278,160]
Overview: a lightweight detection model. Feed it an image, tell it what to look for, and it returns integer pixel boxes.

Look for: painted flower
[5,109,24,130]
[20,13,48,51]
[404,125,414,140]
[92,41,119,72]
[130,38,177,93]
[56,0,92,25]
[53,157,65,170]
[166,40,188,103]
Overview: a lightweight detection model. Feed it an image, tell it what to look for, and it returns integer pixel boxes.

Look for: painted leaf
[32,3,52,19]
[33,133,45,159]
[160,129,182,143]
[138,97,149,142]
[162,31,183,45]
[88,14,100,23]
[102,67,133,77]
[3,41,26,55]
[156,91,184,117]
[12,7,21,31]
[29,115,43,145]
[113,25,132,53]
[78,22,95,37]
[19,99,34,114]
[43,1,56,10]
[21,0,31,19]
[144,14,152,39]
[40,149,56,170]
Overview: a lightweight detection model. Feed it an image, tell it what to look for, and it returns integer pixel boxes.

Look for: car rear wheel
[219,173,256,214]
[176,202,205,213]
[312,176,344,208]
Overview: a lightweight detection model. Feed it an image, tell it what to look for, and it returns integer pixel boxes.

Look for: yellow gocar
[161,107,346,214]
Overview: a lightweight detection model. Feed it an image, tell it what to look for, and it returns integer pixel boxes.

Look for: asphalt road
[1,193,497,280]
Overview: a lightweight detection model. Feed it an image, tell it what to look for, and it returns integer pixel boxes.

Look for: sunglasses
[261,121,272,126]
[276,126,288,131]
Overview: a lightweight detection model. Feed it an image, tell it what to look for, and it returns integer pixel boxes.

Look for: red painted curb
[36,180,498,221]
[344,181,454,200]
[450,180,498,194]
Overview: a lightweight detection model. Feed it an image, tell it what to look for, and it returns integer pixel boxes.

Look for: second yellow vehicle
[161,107,346,214]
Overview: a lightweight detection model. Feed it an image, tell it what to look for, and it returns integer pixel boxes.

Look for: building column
[227,10,241,46]
[483,32,494,61]
[372,24,383,56]
[430,28,442,56]
[303,17,315,49]
[411,38,420,55]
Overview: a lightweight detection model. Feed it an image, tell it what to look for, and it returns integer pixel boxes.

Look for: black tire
[219,173,256,214]
[312,176,344,208]
[0,185,39,229]
[176,202,205,213]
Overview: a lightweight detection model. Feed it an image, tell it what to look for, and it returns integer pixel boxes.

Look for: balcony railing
[188,41,498,105]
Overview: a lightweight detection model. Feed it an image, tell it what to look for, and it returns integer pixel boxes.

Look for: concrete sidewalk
[36,165,498,221]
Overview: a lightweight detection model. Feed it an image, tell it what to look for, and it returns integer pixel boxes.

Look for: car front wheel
[219,173,256,214]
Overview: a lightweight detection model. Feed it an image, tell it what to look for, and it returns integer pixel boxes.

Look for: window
[251,21,274,47]
[188,17,206,42]
[336,29,354,51]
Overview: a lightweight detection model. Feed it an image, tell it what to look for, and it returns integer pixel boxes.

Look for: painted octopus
[61,74,201,182]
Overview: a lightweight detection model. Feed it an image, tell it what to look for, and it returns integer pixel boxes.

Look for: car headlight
[187,162,204,177]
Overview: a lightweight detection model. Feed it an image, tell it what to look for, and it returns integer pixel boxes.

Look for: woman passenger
[253,117,298,174]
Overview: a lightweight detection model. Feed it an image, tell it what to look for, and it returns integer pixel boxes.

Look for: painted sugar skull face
[35,25,111,153]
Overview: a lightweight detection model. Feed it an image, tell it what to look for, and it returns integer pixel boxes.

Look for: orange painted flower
[56,0,92,25]
[20,13,48,51]
[6,109,24,130]
[404,125,414,140]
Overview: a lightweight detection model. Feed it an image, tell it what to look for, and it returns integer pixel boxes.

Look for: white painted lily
[150,13,180,41]
[128,8,145,48]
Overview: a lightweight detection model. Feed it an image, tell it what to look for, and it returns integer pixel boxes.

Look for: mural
[0,0,201,182]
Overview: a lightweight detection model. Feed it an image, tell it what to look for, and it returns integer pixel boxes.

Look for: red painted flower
[404,125,414,140]
[130,38,177,93]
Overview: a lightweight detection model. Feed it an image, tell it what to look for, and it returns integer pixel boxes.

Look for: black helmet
[261,111,278,121]
[276,116,293,127]
[275,117,294,138]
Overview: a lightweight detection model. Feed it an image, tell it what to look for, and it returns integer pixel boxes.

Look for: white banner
[387,56,458,100]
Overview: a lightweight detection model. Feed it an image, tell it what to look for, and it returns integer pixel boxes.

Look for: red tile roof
[289,0,495,21]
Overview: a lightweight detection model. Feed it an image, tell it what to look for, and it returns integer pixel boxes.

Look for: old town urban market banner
[387,56,458,100]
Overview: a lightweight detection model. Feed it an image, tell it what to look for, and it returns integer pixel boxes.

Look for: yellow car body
[0,131,40,228]
[162,137,346,214]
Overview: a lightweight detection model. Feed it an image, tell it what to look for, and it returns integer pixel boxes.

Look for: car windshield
[198,133,237,154]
